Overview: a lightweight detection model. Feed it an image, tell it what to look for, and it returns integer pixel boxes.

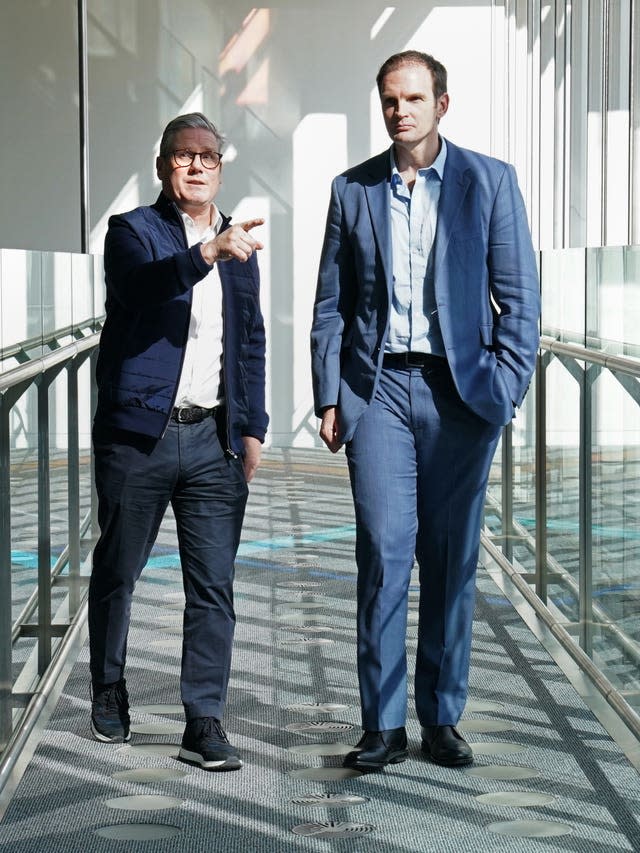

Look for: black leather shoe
[421,725,473,766]
[343,727,408,772]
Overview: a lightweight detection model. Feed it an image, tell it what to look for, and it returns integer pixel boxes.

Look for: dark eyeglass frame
[170,149,222,170]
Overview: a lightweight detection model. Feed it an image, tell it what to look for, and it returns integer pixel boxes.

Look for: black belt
[170,405,217,424]
[383,352,447,369]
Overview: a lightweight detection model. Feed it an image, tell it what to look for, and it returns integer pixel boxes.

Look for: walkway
[0,449,639,852]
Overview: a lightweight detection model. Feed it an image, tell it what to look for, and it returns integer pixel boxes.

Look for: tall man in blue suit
[89,113,268,771]
[311,52,539,771]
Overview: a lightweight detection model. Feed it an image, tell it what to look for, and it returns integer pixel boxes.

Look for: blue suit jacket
[311,139,540,441]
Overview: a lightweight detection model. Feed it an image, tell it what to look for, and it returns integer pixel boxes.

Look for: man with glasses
[89,112,268,771]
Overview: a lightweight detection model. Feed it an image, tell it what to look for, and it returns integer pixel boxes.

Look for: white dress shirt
[174,206,224,408]
[386,138,447,355]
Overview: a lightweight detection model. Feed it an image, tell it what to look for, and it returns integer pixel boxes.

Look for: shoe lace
[198,717,229,744]
[96,680,128,714]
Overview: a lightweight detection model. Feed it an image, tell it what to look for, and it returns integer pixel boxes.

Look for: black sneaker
[90,679,131,743]
[179,717,242,771]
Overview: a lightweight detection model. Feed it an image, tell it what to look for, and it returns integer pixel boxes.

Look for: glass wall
[488,246,640,720]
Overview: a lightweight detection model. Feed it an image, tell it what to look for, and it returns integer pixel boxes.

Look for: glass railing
[485,245,640,739]
[1,242,639,784]
[0,249,104,778]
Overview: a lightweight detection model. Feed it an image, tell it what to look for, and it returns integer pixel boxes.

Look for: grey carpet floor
[0,449,638,852]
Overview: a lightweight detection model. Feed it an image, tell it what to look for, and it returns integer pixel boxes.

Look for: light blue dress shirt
[386,138,447,356]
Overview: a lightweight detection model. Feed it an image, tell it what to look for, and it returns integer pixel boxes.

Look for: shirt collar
[389,136,448,184]
[179,204,222,238]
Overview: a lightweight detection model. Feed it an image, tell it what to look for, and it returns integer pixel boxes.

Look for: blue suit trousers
[89,414,248,720]
[345,360,501,730]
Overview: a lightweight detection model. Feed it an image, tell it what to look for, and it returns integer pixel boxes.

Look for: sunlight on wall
[237,57,269,106]
[292,113,347,446]
[219,8,269,77]
[90,174,140,255]
[371,8,396,40]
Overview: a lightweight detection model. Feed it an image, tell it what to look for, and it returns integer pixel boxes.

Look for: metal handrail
[540,334,640,375]
[0,332,99,393]
[0,319,102,365]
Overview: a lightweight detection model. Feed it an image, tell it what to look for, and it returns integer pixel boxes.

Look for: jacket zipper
[160,206,193,439]
[220,268,237,459]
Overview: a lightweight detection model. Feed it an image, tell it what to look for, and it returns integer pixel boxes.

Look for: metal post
[67,363,81,616]
[535,350,548,603]
[36,379,52,676]
[501,421,514,562]
[77,0,90,253]
[0,398,13,749]
[579,364,596,655]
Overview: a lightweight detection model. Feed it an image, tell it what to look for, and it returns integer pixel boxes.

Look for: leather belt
[383,352,447,369]
[170,405,216,424]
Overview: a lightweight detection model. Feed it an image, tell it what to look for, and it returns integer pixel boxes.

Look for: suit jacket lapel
[434,140,472,273]
[363,150,393,296]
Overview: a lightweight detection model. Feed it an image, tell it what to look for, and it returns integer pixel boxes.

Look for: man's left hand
[242,436,262,482]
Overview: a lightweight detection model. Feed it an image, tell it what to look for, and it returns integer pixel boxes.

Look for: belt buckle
[176,406,191,423]
[405,352,423,367]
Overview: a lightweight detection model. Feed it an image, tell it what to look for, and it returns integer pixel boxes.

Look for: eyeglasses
[170,149,222,170]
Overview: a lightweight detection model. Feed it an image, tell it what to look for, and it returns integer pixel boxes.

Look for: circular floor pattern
[285,721,354,733]
[118,743,181,758]
[289,768,362,781]
[475,791,556,808]
[111,768,190,783]
[469,741,527,756]
[291,792,369,807]
[465,700,505,713]
[291,821,375,838]
[130,721,184,736]
[162,592,185,604]
[465,765,541,781]
[279,637,334,646]
[460,718,515,733]
[134,704,183,715]
[276,581,323,589]
[279,624,335,633]
[287,742,354,756]
[104,794,184,811]
[95,824,182,841]
[486,819,573,838]
[153,625,182,635]
[284,702,351,714]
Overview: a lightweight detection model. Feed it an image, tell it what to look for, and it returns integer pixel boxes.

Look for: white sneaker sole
[179,747,243,771]
[91,719,131,743]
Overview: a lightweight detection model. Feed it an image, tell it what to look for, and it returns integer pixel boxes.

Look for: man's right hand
[319,406,342,453]
[201,219,264,264]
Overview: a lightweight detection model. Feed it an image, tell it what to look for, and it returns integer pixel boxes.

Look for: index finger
[240,218,265,232]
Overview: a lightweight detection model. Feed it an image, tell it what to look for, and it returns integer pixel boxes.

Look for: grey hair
[159,112,224,157]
